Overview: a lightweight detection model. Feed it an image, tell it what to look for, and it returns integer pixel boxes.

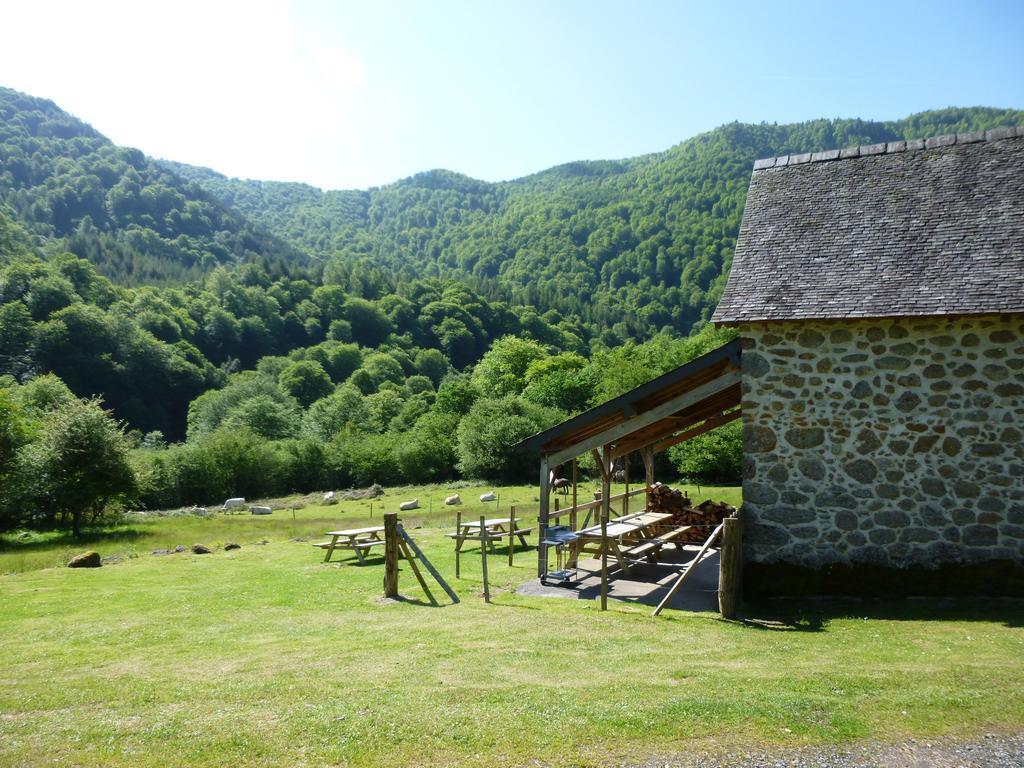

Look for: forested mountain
[0,88,305,284]
[1,86,1021,525]
[165,107,1024,342]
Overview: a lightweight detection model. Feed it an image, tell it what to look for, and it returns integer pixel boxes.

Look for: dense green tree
[471,336,547,398]
[456,396,562,481]
[278,360,333,407]
[23,397,136,536]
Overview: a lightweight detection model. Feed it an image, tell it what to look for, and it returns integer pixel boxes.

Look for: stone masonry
[738,313,1024,569]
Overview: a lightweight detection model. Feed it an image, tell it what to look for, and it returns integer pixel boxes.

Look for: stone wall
[738,313,1024,570]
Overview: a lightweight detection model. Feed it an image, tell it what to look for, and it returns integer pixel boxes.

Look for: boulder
[151,549,172,556]
[250,506,272,515]
[174,545,186,553]
[67,551,102,568]
[224,543,241,551]
[444,494,462,506]
[399,499,420,511]
[480,491,497,502]
[323,491,337,505]
[191,544,212,554]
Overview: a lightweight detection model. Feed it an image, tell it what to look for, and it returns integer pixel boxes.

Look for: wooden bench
[621,525,693,562]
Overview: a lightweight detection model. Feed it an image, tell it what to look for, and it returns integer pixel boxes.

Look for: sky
[2,0,1022,190]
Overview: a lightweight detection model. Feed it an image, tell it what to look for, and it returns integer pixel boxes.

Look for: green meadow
[2,482,1022,767]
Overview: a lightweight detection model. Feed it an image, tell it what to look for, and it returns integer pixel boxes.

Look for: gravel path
[625,733,1024,767]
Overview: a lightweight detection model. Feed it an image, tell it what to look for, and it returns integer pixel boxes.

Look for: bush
[667,420,742,484]
[456,396,562,482]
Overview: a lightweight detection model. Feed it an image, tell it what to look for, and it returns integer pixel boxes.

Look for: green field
[2,482,1023,767]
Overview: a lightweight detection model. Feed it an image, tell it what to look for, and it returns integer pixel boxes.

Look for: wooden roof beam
[544,368,740,467]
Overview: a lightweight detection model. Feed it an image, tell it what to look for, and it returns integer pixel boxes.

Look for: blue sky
[3,0,1022,189]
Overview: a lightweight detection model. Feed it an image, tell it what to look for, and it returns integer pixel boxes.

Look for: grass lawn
[2,481,1022,767]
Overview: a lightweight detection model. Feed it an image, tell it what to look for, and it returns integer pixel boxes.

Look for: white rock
[323,491,337,505]
[444,494,461,506]
[479,491,497,502]
[399,499,420,511]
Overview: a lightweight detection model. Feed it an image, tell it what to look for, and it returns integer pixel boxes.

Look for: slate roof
[712,128,1024,324]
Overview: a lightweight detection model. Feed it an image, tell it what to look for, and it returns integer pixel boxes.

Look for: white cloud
[0,0,384,188]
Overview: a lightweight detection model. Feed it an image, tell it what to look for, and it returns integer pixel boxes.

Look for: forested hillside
[0,88,305,284]
[166,107,1024,341]
[0,85,1020,529]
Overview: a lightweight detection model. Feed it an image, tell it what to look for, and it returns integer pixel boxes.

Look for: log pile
[648,485,736,543]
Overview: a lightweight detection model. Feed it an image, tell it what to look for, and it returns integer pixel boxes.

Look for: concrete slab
[516,544,720,613]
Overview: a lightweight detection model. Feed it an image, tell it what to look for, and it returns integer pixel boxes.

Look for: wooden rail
[545,486,649,520]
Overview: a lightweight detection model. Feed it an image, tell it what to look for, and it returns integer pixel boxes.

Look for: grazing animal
[551,478,572,496]
[613,469,626,482]
[399,499,420,511]
[323,491,337,505]
[479,491,497,502]
[444,494,462,506]
[222,497,246,512]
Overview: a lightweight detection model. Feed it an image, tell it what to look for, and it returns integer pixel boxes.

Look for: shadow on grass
[0,527,152,552]
[736,597,1024,632]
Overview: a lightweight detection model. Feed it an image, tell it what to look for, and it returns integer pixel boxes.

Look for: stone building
[711,128,1024,594]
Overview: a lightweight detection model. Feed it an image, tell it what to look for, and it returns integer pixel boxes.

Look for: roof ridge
[752,126,1023,171]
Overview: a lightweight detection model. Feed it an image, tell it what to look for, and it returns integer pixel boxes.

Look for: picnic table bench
[313,526,389,564]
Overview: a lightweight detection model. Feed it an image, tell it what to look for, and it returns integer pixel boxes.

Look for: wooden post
[455,510,462,579]
[624,453,630,517]
[479,515,490,603]
[383,512,399,598]
[537,455,551,578]
[600,444,611,612]
[508,505,516,566]
[642,445,655,510]
[570,457,578,531]
[719,515,743,619]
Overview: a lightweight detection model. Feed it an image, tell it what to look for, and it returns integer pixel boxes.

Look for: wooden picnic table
[313,525,387,564]
[446,517,533,553]
[568,511,690,574]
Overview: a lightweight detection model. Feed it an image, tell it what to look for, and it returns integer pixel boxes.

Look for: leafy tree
[24,397,136,536]
[667,420,742,483]
[302,384,369,440]
[471,336,547,398]
[278,359,333,407]
[456,396,562,481]
[394,411,459,483]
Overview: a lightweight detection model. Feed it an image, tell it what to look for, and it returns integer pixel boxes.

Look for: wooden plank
[653,522,724,616]
[571,457,578,531]
[398,537,436,605]
[651,409,742,456]
[383,513,399,598]
[398,526,460,604]
[545,368,741,467]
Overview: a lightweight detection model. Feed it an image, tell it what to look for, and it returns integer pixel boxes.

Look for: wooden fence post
[508,505,516,566]
[600,444,611,612]
[718,515,743,619]
[570,457,578,531]
[480,515,490,603]
[455,510,462,579]
[383,512,399,598]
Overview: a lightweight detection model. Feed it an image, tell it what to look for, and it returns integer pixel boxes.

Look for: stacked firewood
[648,485,736,543]
[646,483,693,514]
